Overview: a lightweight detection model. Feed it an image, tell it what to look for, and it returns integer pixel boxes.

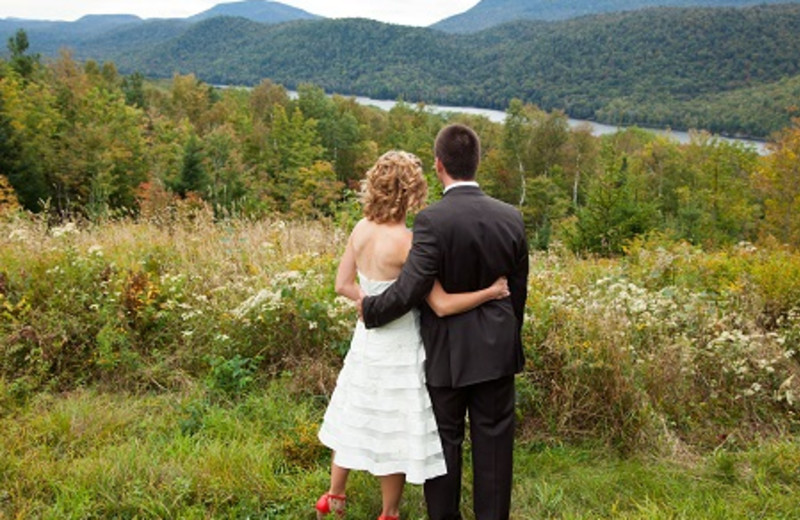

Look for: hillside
[100,17,472,96]
[90,4,800,138]
[432,0,800,32]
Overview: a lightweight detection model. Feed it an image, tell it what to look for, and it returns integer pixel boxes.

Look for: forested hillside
[75,4,800,138]
[4,4,800,137]
[432,0,800,32]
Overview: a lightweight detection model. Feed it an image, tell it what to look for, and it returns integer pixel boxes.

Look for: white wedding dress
[317,273,446,484]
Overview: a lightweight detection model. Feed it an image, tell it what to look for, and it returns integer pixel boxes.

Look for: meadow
[1,209,799,519]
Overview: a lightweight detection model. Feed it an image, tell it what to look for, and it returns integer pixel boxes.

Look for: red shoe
[377,516,399,520]
[315,493,346,518]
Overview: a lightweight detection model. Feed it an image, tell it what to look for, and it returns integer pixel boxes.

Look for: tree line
[2,39,799,253]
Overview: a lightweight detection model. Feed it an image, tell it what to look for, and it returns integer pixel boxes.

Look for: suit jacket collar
[443,181,479,194]
[443,183,481,197]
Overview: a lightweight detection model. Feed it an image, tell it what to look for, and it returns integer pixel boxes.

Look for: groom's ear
[434,157,445,176]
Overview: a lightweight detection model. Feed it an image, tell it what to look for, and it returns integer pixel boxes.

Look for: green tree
[289,161,345,218]
[0,86,24,200]
[562,124,598,209]
[121,71,146,108]
[174,132,208,197]
[753,120,800,247]
[168,73,214,132]
[295,85,367,184]
[0,65,59,211]
[632,135,687,228]
[270,104,324,172]
[6,29,38,80]
[383,100,442,169]
[45,52,148,216]
[676,133,760,247]
[502,99,571,246]
[262,104,324,212]
[571,148,659,256]
[203,124,249,216]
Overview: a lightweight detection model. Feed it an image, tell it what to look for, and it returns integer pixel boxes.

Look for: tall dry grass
[0,210,350,397]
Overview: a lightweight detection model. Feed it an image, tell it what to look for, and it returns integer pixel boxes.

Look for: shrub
[520,244,800,449]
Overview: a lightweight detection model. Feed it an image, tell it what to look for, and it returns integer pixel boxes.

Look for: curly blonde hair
[361,150,428,223]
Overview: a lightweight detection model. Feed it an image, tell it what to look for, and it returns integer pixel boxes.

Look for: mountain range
[0,1,318,56]
[3,0,800,138]
[4,0,800,43]
[4,0,800,55]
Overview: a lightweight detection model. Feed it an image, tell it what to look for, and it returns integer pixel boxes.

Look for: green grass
[512,443,800,519]
[1,381,798,519]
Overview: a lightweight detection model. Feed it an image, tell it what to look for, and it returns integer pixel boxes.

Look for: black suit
[363,185,529,520]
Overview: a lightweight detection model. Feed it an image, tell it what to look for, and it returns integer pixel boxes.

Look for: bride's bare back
[350,218,411,281]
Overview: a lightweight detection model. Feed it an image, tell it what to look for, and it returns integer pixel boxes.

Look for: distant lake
[345,95,769,155]
[252,87,769,155]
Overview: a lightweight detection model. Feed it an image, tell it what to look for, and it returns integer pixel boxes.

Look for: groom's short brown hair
[434,124,480,180]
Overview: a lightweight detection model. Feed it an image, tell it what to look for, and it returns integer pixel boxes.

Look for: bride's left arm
[426,277,509,318]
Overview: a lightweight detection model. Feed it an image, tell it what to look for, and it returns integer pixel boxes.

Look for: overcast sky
[0,0,481,27]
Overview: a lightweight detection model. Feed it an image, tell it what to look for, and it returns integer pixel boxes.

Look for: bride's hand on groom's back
[490,276,510,300]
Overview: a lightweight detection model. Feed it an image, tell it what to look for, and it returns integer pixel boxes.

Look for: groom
[360,124,529,520]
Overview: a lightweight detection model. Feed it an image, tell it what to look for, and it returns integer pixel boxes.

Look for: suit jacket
[362,186,529,388]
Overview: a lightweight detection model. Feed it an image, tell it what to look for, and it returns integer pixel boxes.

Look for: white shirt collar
[443,181,479,194]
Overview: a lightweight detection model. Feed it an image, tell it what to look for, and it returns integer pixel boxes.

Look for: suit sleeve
[362,212,439,329]
[508,217,529,331]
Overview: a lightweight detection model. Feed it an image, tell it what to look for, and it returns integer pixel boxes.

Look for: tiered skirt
[318,313,446,484]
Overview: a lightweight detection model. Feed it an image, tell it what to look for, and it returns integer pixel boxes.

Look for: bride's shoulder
[349,218,372,236]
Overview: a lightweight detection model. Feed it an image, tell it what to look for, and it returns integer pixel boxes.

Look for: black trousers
[424,376,516,520]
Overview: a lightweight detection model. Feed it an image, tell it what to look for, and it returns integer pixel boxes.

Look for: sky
[0,0,482,27]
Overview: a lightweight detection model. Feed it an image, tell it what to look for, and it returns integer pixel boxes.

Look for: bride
[316,150,509,520]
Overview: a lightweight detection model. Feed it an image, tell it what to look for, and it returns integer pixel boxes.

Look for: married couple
[316,124,529,520]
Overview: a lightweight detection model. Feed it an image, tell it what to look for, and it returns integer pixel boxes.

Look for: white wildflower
[181,310,202,321]
[735,241,757,253]
[233,289,281,318]
[50,222,78,237]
